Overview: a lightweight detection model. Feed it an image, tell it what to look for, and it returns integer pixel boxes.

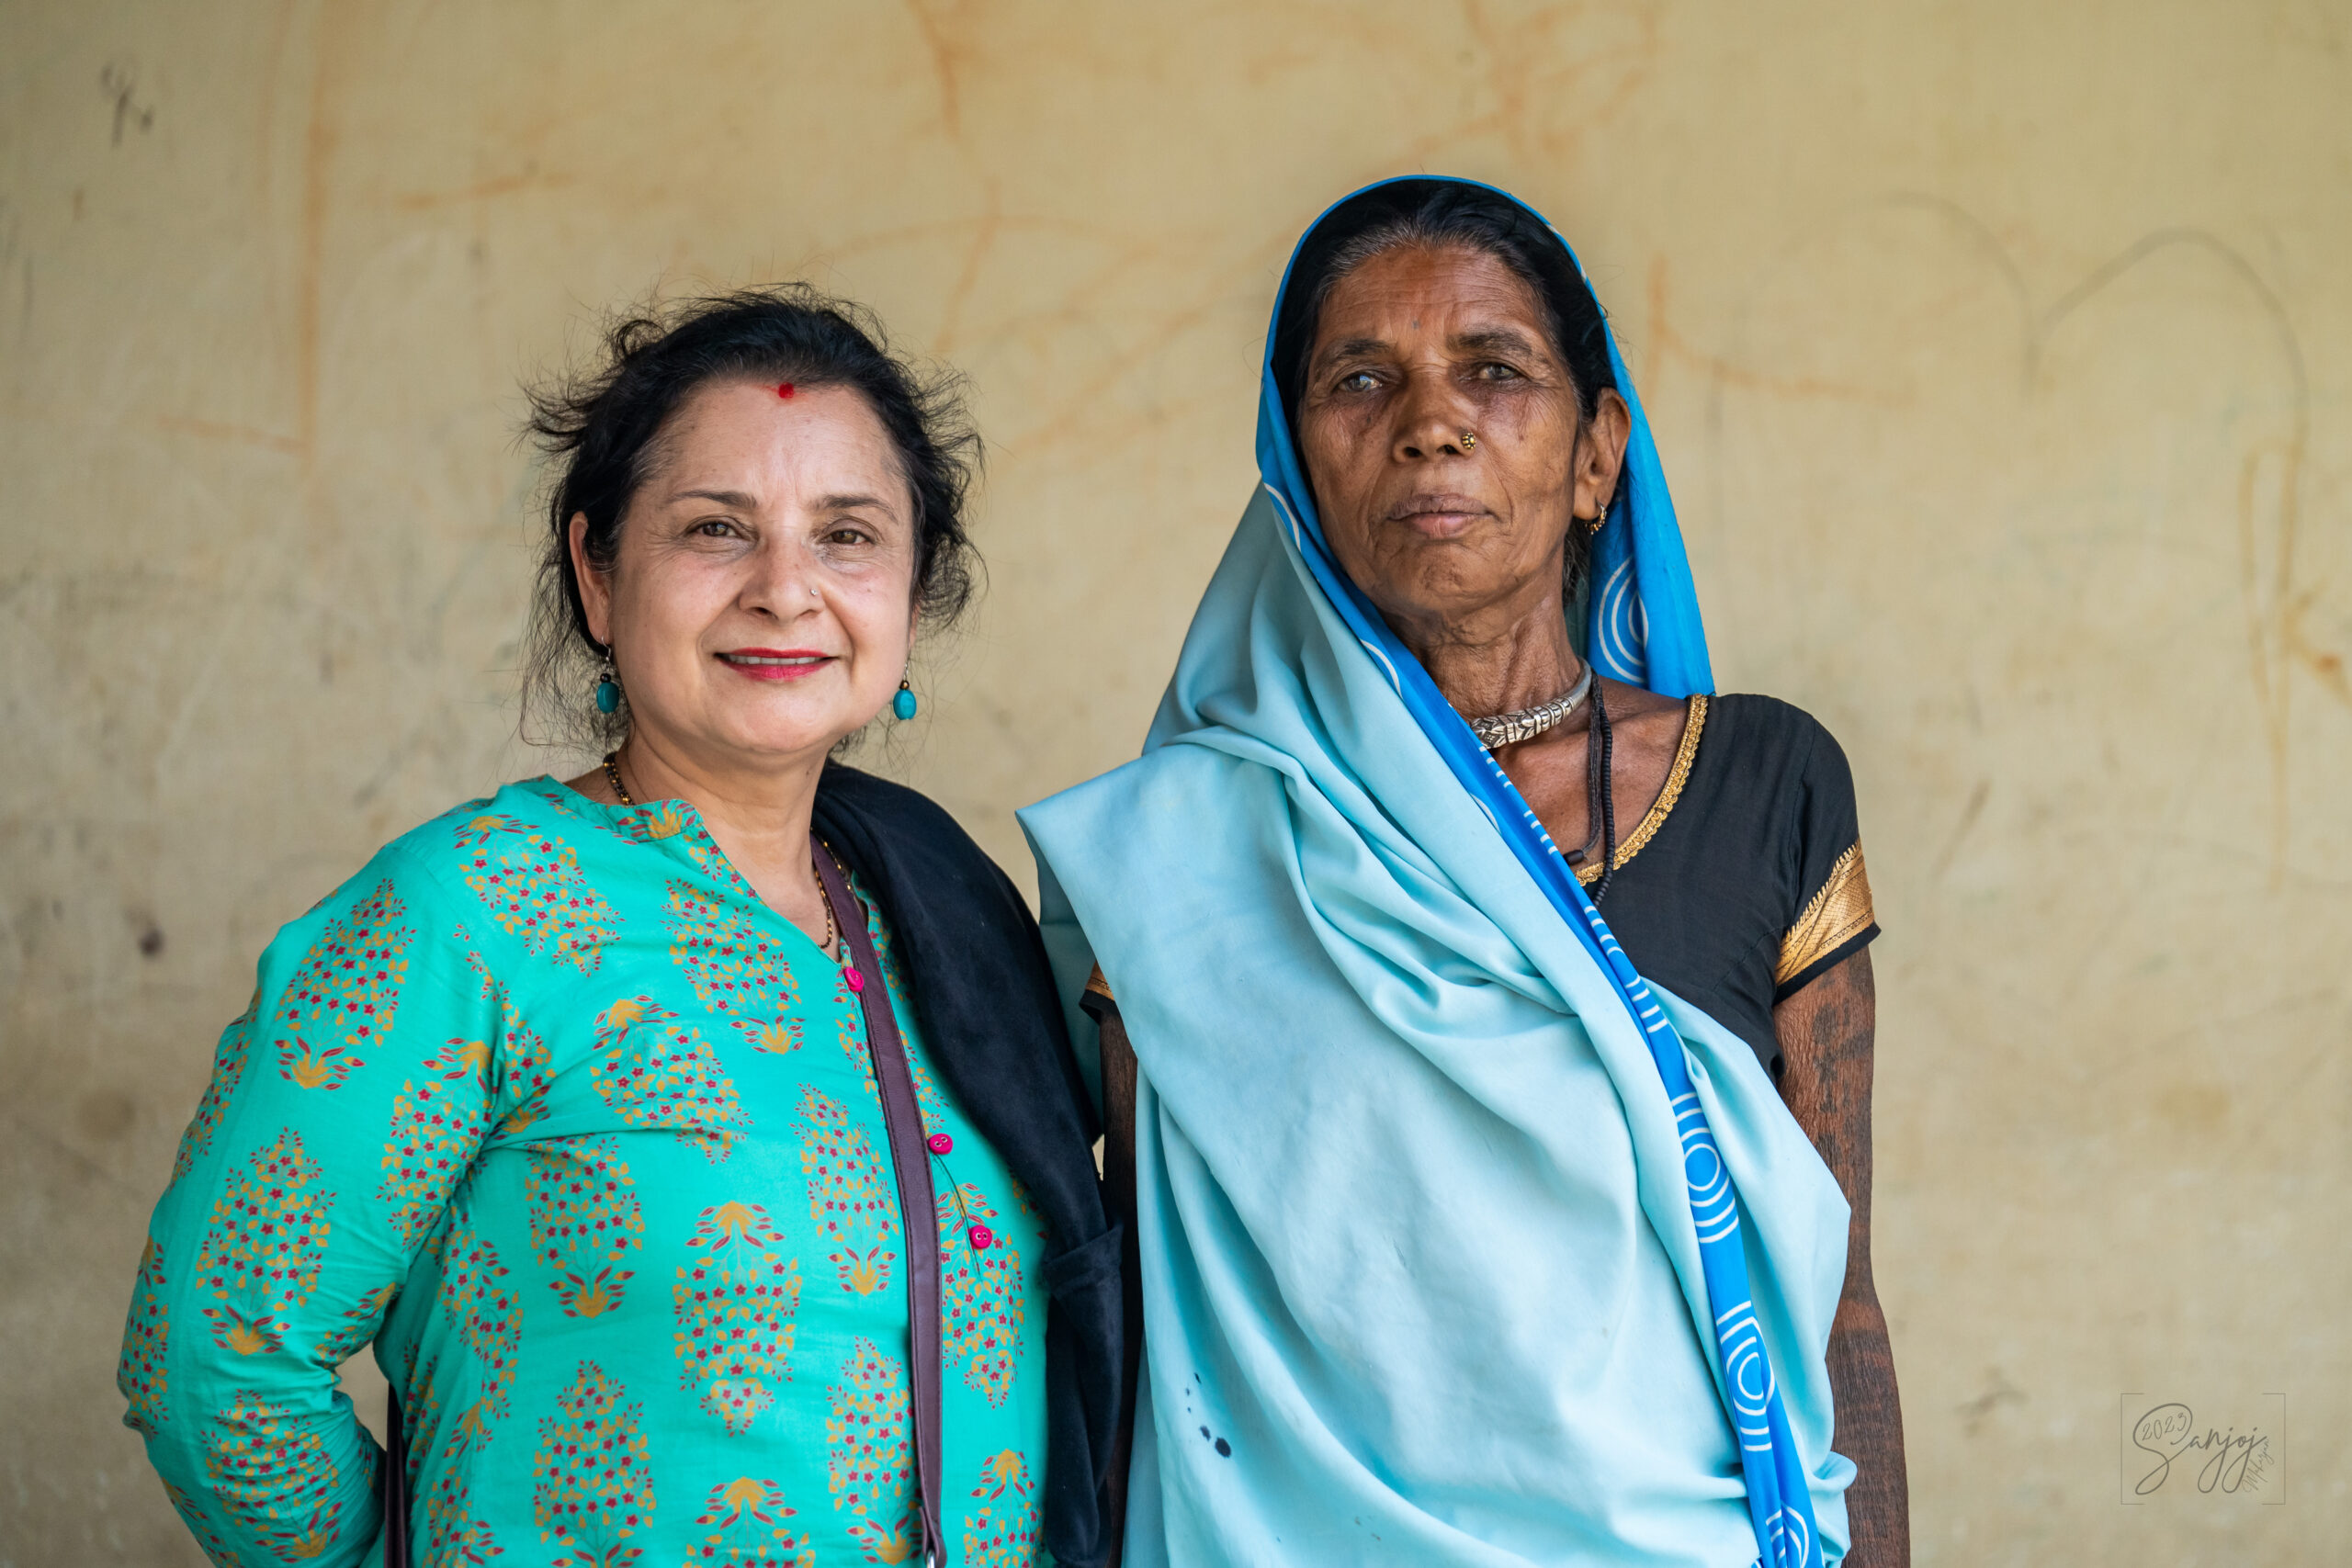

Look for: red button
[843,966,864,992]
[967,1224,993,1251]
[927,1134,953,1156]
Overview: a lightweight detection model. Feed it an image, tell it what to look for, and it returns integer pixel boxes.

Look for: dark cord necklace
[1562,678,1619,905]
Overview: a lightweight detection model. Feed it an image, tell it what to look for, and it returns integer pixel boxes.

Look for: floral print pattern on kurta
[121,777,1047,1567]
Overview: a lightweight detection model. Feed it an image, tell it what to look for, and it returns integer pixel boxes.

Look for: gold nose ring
[1460,430,1478,451]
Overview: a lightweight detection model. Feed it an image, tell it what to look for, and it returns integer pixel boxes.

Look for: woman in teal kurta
[123,777,1046,1566]
[119,289,1120,1568]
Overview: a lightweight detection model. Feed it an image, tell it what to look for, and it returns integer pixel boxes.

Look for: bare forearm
[1776,953,1908,1565]
[1827,1284,1908,1566]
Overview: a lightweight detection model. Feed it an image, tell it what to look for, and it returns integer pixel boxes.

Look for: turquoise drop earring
[892,671,918,721]
[594,650,621,715]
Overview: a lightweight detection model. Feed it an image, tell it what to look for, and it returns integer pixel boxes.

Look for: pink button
[927,1134,954,1156]
[967,1224,993,1251]
[843,966,864,992]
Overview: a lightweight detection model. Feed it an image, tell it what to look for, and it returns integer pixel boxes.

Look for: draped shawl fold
[1019,179,1854,1566]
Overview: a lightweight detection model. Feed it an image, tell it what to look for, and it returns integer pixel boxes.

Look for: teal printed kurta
[120,778,1048,1568]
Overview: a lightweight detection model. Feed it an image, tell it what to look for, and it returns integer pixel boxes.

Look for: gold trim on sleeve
[1083,964,1115,1002]
[1776,842,1875,987]
[1575,694,1709,886]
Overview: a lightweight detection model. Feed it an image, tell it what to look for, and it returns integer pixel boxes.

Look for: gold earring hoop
[1459,430,1478,452]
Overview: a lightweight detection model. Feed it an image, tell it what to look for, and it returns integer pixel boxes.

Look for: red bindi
[776,382,796,399]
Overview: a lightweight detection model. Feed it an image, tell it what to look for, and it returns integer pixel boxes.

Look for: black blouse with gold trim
[1578,693,1877,1077]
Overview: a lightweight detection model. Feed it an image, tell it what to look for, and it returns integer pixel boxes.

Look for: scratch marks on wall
[295,4,355,475]
[390,164,573,212]
[932,178,1004,357]
[1849,195,2039,386]
[1956,1367,2027,1438]
[903,0,989,140]
[1645,256,1887,405]
[1696,196,2343,884]
[811,202,1247,458]
[1408,0,1660,166]
[152,415,305,456]
[99,60,156,147]
[1929,779,1993,882]
[2238,434,2312,882]
[0,198,28,346]
[2039,229,2320,884]
[1005,282,1234,459]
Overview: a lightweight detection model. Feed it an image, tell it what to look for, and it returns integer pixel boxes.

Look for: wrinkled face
[572,378,918,770]
[1296,243,1613,640]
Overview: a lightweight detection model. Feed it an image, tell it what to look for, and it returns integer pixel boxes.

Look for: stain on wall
[2,1,2346,1562]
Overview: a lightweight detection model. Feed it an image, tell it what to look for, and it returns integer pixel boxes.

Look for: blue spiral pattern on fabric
[1253,175,1818,1568]
[1589,549,1648,684]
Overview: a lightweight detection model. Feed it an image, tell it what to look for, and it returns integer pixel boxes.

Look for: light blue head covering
[1022,178,1850,1567]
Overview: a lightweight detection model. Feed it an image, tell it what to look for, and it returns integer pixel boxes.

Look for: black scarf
[810,763,1125,1568]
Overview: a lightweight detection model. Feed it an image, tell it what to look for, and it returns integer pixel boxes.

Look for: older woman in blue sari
[1022,180,1907,1565]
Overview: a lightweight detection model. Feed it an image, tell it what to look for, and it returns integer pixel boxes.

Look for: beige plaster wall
[5,2,2348,1562]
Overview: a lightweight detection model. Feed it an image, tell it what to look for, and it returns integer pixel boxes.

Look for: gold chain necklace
[813,863,841,960]
[606,750,841,960]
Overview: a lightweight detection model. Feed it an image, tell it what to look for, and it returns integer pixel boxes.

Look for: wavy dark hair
[520,286,982,750]
[1272,180,1621,597]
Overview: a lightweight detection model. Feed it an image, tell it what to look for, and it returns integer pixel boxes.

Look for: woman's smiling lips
[715,647,834,681]
[1385,493,1491,538]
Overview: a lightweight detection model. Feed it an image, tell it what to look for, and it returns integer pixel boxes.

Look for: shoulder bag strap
[812,835,946,1566]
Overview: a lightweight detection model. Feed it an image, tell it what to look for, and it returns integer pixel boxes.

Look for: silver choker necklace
[1466,664,1595,750]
